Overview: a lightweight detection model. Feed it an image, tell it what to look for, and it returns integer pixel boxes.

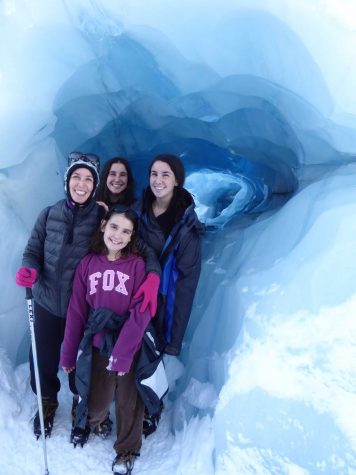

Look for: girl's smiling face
[101,213,133,260]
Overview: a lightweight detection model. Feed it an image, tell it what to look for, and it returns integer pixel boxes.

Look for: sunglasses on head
[68,151,100,168]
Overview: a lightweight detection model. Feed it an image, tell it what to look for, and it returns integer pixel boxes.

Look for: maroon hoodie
[60,252,151,373]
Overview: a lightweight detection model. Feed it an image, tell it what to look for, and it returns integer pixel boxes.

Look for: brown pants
[87,348,144,454]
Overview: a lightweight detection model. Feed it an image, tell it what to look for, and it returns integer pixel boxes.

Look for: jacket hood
[182,188,205,236]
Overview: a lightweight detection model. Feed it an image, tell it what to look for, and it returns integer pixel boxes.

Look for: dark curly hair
[95,157,135,206]
[90,206,139,258]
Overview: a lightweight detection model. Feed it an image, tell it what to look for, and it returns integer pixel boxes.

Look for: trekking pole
[26,288,50,475]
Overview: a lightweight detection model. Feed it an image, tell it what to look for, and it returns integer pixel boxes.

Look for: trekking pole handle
[26,287,33,300]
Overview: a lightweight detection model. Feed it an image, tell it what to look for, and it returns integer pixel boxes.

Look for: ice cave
[0,1,355,474]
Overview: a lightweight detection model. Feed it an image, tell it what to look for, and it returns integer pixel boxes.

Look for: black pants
[29,302,77,401]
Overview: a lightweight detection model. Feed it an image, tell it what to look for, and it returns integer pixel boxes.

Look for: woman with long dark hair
[96,157,135,208]
[136,154,204,435]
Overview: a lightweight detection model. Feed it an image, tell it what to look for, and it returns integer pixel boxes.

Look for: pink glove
[134,273,160,317]
[15,267,38,288]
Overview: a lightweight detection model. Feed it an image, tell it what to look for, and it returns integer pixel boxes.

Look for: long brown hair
[90,206,139,258]
[95,157,135,206]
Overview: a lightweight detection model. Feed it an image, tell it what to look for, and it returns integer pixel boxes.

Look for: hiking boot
[93,414,113,439]
[142,401,163,438]
[33,397,59,439]
[71,425,91,448]
[112,451,139,475]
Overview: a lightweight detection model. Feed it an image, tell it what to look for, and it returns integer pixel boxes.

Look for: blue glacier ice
[0,1,356,474]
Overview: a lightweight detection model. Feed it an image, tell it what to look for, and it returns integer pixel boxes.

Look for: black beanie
[149,154,185,187]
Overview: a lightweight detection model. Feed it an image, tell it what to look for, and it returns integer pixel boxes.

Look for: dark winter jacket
[135,323,168,415]
[74,307,129,429]
[22,199,161,319]
[74,307,167,428]
[22,199,102,318]
[136,190,205,356]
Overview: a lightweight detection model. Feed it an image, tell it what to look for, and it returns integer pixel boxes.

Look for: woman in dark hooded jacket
[135,154,204,435]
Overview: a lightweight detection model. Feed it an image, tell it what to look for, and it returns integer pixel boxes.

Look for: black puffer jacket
[22,199,102,318]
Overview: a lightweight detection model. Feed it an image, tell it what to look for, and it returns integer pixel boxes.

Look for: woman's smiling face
[68,167,94,204]
[150,160,177,202]
[106,162,128,196]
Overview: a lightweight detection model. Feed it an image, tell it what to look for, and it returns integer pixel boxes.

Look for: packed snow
[1,1,356,474]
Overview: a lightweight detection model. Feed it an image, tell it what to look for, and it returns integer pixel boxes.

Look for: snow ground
[0,362,214,475]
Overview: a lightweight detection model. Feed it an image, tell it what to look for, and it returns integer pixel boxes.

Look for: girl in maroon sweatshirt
[60,206,151,475]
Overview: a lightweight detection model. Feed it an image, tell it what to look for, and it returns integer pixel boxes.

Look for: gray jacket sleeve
[135,238,161,277]
[22,206,51,273]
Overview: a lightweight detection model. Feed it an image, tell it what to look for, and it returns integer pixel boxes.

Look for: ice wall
[1,0,356,473]
[178,167,356,473]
